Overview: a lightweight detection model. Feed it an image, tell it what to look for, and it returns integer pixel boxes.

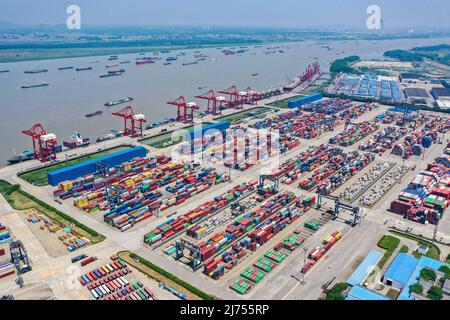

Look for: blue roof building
[347,250,382,286]
[397,256,448,300]
[346,286,390,300]
[382,253,419,290]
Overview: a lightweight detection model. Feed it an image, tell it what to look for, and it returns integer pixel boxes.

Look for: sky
[0,0,449,30]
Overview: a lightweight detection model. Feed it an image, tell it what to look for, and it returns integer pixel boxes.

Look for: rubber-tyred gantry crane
[218,85,244,109]
[112,106,146,138]
[194,90,227,116]
[21,123,57,162]
[167,96,199,123]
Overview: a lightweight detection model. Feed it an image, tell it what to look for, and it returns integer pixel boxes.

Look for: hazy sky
[1,0,449,29]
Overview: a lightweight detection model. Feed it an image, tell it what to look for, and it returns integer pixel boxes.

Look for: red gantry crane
[112,106,147,138]
[167,96,199,123]
[21,123,57,162]
[194,90,227,116]
[244,86,260,105]
[218,86,244,109]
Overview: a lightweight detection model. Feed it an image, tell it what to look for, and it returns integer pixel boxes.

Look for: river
[0,37,448,165]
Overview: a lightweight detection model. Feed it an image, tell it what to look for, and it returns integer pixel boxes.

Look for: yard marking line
[282,281,300,300]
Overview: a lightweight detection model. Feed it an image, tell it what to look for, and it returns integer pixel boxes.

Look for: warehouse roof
[383,253,419,286]
[398,256,448,300]
[432,87,450,98]
[347,250,382,286]
[403,88,429,98]
[401,73,421,80]
[346,286,390,300]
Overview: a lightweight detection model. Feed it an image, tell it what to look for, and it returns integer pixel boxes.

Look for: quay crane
[194,90,227,116]
[245,86,261,105]
[316,194,361,227]
[112,106,146,138]
[21,123,57,162]
[218,86,244,109]
[167,96,199,124]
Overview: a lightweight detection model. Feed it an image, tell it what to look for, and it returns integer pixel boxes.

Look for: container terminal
[0,54,449,303]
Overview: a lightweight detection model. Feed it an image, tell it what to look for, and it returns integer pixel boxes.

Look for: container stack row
[144,180,259,246]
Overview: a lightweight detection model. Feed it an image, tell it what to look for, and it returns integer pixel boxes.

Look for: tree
[427,286,443,300]
[409,283,423,295]
[420,268,437,282]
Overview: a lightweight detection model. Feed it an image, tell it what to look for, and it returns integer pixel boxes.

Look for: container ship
[85,110,103,117]
[96,130,121,143]
[24,68,48,74]
[63,132,90,149]
[21,82,49,89]
[104,97,133,107]
[7,150,34,165]
[76,67,93,71]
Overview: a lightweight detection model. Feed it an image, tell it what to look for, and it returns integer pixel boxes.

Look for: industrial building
[47,146,147,186]
[382,253,419,290]
[431,87,450,101]
[345,285,390,300]
[347,250,382,286]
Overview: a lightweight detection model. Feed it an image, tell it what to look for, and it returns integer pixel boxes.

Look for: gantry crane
[10,240,31,288]
[174,238,202,271]
[245,86,260,105]
[316,194,361,226]
[258,175,280,194]
[112,106,146,138]
[194,90,227,116]
[167,96,199,123]
[218,86,244,109]
[21,123,57,162]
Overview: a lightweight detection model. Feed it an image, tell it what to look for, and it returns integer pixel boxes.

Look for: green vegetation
[384,50,424,62]
[19,146,131,186]
[140,123,212,148]
[215,107,272,123]
[267,95,303,109]
[322,282,349,300]
[330,55,360,73]
[0,180,104,243]
[127,252,215,300]
[409,283,423,295]
[427,286,443,300]
[399,245,409,253]
[377,235,400,269]
[438,265,450,281]
[420,268,437,282]
[389,230,441,260]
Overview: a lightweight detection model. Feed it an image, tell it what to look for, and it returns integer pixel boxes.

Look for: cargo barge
[105,97,133,107]
[21,82,49,89]
[85,111,103,117]
[0,70,10,73]
[136,61,154,65]
[58,66,74,70]
[182,61,198,66]
[24,68,48,74]
[7,150,34,165]
[76,67,93,71]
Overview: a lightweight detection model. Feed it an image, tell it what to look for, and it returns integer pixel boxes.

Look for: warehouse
[345,286,389,300]
[47,146,148,186]
[288,93,323,108]
[431,87,450,101]
[382,253,419,290]
[347,250,382,286]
